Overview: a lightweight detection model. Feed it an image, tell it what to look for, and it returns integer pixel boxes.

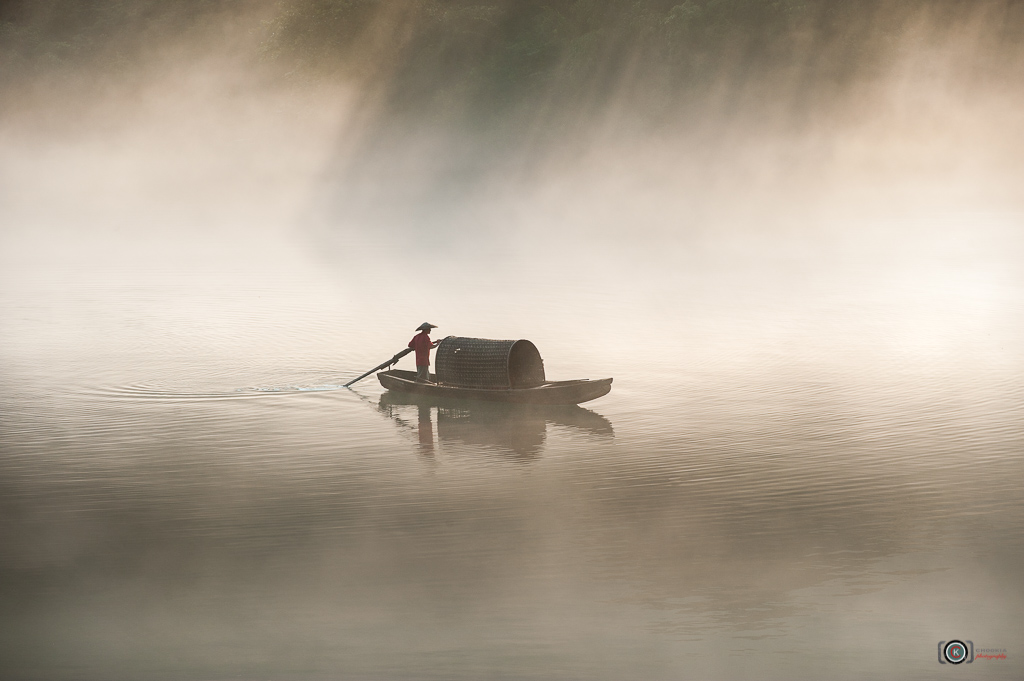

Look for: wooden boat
[377,369,613,405]
[375,336,611,405]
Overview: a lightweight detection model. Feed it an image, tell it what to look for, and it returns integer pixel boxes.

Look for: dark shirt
[409,331,433,366]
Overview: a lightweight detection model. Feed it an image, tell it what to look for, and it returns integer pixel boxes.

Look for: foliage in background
[259,0,1024,133]
[6,0,1022,122]
[4,0,1023,164]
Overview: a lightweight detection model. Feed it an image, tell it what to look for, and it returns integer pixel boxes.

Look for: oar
[344,347,413,387]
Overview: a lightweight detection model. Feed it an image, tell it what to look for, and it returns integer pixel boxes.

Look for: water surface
[2,207,1021,680]
[1,85,1023,679]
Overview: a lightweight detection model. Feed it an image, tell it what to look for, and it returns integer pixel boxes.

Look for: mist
[2,2,1023,680]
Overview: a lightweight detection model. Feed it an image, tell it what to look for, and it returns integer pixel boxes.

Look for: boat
[377,369,612,405]
[376,336,612,405]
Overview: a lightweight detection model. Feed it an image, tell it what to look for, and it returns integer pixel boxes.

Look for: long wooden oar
[344,347,413,387]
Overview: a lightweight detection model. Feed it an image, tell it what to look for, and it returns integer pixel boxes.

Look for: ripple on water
[80,380,353,402]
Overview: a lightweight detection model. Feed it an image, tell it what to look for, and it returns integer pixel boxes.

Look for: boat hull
[377,370,612,405]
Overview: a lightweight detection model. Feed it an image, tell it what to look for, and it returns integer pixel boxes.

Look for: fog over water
[1,2,1023,679]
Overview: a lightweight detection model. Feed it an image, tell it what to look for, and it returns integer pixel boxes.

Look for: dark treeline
[6,1,1023,118]
[8,2,1024,102]
[259,0,1024,193]
[5,0,1023,197]
[288,2,1024,126]
[268,0,890,118]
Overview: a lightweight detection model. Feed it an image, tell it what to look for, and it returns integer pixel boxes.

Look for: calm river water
[2,121,1023,680]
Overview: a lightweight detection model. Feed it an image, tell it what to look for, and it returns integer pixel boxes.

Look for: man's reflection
[417,404,434,453]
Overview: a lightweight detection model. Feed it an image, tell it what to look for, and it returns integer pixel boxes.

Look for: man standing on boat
[409,322,439,382]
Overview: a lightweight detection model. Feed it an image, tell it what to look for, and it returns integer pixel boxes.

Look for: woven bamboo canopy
[434,336,546,389]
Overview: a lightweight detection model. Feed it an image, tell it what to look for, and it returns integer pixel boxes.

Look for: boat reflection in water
[377,392,614,459]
